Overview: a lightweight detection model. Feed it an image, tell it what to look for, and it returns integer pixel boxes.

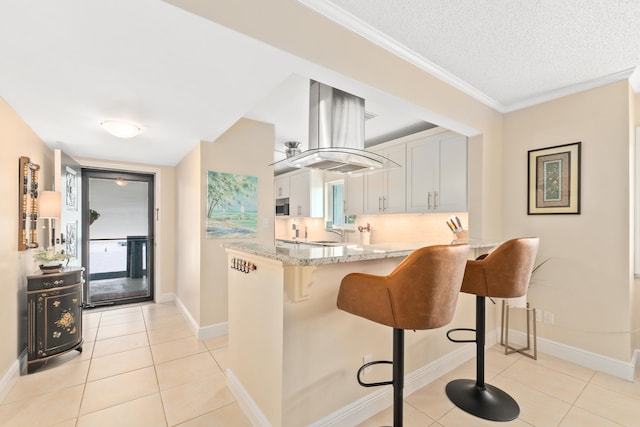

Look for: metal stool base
[445,379,520,422]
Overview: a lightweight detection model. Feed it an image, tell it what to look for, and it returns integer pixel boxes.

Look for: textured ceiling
[305,0,640,111]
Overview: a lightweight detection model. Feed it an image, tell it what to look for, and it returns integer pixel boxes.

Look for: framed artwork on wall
[206,171,258,238]
[528,142,581,214]
[65,166,78,211]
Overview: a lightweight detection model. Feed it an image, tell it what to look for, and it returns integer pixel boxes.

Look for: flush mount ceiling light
[99,119,144,139]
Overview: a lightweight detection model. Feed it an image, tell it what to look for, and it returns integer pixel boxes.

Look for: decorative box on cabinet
[27,267,84,373]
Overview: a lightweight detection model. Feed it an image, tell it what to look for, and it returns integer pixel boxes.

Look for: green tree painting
[206,171,258,238]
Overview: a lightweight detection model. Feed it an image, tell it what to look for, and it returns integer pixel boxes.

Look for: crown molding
[298,0,638,114]
[629,67,640,93]
[505,68,637,113]
[298,0,506,112]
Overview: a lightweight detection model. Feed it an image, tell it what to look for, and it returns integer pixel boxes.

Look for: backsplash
[275,212,469,245]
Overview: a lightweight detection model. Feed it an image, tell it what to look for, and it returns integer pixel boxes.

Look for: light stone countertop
[224,239,499,266]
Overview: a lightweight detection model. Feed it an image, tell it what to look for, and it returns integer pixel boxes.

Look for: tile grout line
[142,305,171,427]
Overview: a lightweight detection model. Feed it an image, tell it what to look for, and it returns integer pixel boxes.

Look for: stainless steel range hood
[272,80,399,174]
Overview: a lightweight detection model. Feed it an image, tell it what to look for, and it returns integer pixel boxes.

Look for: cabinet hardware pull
[434,191,438,209]
[383,196,387,211]
[427,192,432,209]
[378,196,382,211]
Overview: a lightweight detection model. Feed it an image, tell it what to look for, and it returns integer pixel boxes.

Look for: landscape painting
[206,171,258,238]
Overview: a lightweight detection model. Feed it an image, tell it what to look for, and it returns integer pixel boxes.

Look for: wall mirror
[18,156,40,250]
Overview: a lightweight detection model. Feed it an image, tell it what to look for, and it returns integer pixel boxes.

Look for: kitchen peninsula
[224,239,497,426]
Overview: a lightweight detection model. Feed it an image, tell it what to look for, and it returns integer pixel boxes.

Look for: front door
[81,169,155,307]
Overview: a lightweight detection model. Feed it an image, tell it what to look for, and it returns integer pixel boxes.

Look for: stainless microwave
[275,198,289,216]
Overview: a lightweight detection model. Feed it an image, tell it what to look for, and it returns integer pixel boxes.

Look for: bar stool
[445,237,539,422]
[337,244,470,427]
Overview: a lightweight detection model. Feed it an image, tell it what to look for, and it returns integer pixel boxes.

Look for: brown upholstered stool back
[337,244,470,330]
[459,238,539,299]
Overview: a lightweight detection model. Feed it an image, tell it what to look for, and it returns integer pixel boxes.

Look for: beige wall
[175,143,203,322]
[0,97,53,381]
[504,81,634,360]
[175,118,276,328]
[199,119,275,326]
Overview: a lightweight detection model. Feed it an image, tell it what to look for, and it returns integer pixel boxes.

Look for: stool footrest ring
[446,327,477,343]
[357,360,393,387]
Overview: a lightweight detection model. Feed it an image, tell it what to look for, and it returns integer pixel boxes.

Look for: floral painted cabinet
[27,267,84,373]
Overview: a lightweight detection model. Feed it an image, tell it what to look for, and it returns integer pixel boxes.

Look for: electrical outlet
[535,309,542,322]
[543,311,554,324]
[363,354,373,375]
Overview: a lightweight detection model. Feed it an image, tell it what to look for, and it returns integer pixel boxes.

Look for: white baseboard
[198,321,228,341]
[311,333,498,427]
[227,368,272,427]
[0,359,20,404]
[505,329,636,381]
[227,326,638,426]
[174,296,228,341]
[155,292,175,304]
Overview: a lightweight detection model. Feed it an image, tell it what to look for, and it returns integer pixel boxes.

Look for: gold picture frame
[18,156,40,250]
[528,142,581,214]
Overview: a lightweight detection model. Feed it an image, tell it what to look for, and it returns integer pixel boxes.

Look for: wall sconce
[39,191,62,248]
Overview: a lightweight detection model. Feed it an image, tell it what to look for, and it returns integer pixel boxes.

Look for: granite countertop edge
[224,239,499,266]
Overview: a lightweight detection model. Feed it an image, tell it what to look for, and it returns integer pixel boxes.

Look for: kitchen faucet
[326,228,345,243]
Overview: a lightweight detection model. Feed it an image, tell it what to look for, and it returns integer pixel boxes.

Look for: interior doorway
[81,169,155,307]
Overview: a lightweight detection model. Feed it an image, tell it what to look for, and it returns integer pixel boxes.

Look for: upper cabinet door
[274,175,290,199]
[364,143,406,214]
[406,131,467,213]
[288,169,324,218]
[437,133,467,212]
[344,174,364,216]
[406,138,439,212]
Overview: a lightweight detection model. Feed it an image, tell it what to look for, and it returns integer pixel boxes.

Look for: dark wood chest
[27,267,84,372]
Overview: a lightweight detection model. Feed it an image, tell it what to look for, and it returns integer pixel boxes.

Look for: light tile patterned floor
[1,302,638,426]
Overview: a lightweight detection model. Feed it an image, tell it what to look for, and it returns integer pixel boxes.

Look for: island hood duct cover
[272,80,399,174]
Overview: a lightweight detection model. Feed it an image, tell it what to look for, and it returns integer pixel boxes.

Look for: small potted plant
[357,223,372,245]
[33,248,71,274]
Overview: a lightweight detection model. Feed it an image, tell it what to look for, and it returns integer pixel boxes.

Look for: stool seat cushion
[461,238,539,298]
[337,244,469,330]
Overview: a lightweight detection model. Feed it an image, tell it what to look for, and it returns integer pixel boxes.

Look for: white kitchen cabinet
[364,144,406,214]
[344,174,364,216]
[274,175,290,199]
[406,131,467,213]
[289,169,324,217]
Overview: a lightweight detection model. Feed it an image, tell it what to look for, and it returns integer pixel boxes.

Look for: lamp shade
[39,191,62,219]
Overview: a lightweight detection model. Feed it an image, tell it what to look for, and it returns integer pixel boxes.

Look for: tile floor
[0,302,638,426]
